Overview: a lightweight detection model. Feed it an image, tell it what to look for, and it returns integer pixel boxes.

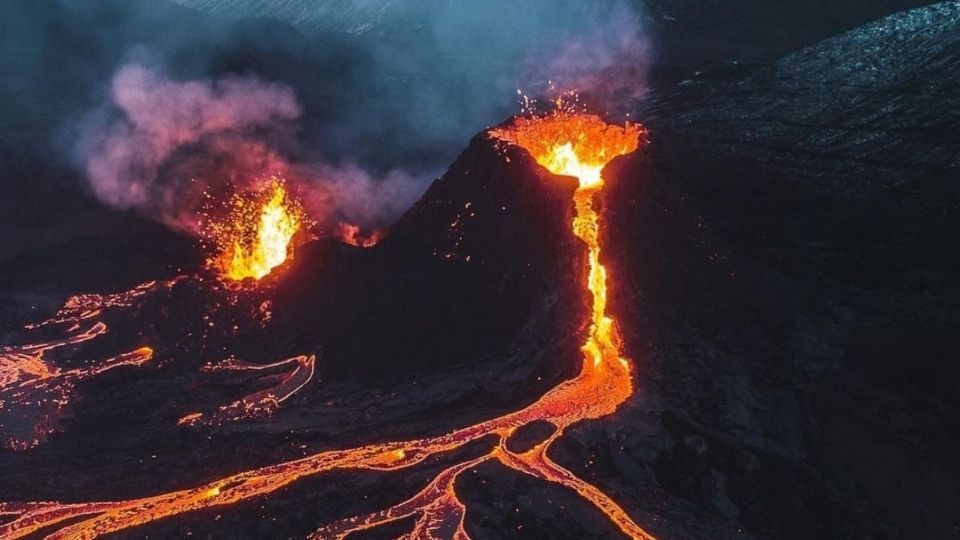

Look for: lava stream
[0,281,166,450]
[0,111,653,539]
[177,354,317,427]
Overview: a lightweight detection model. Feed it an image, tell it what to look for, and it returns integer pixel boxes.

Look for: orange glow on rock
[176,354,316,428]
[333,222,383,248]
[0,281,167,451]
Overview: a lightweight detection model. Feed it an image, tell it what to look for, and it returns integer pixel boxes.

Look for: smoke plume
[168,0,652,165]
[79,63,424,235]
[72,2,650,239]
[522,2,650,112]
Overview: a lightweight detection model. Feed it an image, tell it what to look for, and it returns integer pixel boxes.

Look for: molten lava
[207,178,305,281]
[0,110,654,539]
[491,112,641,372]
[334,222,383,248]
[177,354,316,427]
[492,111,641,188]
[0,281,166,450]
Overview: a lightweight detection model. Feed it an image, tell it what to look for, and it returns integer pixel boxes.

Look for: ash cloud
[78,63,425,234]
[3,0,651,243]
[522,2,651,112]
[81,65,299,226]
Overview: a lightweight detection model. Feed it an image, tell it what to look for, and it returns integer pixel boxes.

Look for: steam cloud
[74,1,649,237]
[523,2,650,111]
[79,63,423,235]
[83,65,297,218]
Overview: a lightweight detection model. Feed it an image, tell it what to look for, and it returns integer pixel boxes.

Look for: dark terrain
[1,1,959,539]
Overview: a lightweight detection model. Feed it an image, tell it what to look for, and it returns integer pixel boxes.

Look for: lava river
[0,111,653,540]
[0,178,315,453]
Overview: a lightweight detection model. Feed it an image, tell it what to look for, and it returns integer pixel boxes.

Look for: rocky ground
[1,2,958,539]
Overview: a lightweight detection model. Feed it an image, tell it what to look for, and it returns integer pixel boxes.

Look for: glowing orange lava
[177,354,316,427]
[0,111,653,539]
[0,282,164,450]
[334,222,383,248]
[491,111,641,373]
[207,178,305,281]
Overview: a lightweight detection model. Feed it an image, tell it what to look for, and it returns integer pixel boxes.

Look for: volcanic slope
[0,117,665,539]
[600,3,960,539]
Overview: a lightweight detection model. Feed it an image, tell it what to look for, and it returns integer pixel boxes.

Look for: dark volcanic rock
[643,0,932,81]
[646,2,960,199]
[2,3,958,540]
[584,3,960,539]
[505,420,557,454]
[270,131,586,379]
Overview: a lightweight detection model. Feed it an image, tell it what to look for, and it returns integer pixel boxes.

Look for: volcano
[0,106,660,539]
[2,2,959,539]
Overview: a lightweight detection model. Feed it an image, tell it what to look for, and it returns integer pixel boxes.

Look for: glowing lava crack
[0,112,653,540]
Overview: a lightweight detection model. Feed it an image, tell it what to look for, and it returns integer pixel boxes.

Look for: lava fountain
[205,178,305,281]
[490,109,641,374]
[0,109,653,539]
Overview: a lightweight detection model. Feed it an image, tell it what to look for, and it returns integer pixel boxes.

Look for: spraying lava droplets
[0,105,654,539]
[0,178,317,452]
[205,178,306,281]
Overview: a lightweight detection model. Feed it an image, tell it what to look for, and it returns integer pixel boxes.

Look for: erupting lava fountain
[204,178,306,281]
[0,104,655,540]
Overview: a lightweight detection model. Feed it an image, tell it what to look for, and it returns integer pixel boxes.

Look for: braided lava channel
[0,111,653,540]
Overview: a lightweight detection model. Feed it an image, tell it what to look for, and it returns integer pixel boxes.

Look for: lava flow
[177,354,317,428]
[206,178,306,281]
[0,110,652,539]
[0,282,164,450]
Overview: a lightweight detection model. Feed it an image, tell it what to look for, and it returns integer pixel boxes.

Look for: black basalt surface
[268,131,585,380]
[1,2,958,539]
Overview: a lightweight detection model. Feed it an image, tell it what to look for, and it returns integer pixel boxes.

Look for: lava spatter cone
[0,110,655,540]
